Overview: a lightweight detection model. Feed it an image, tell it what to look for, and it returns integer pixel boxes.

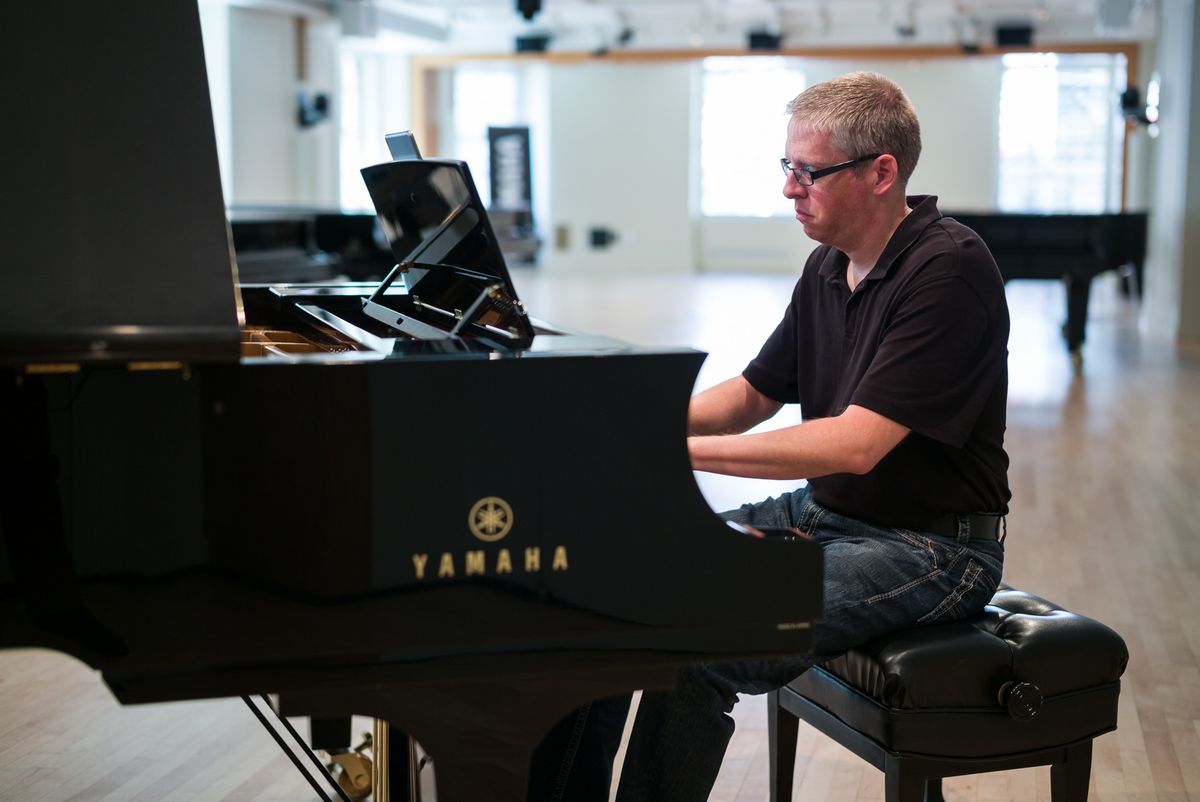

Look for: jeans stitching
[943,544,968,572]
[861,566,943,607]
[857,530,948,607]
[892,529,938,568]
[918,560,985,624]
[804,502,826,535]
[810,506,825,533]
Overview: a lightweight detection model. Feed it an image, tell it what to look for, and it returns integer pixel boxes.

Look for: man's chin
[799,221,833,247]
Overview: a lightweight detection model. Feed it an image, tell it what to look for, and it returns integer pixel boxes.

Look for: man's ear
[872,154,901,196]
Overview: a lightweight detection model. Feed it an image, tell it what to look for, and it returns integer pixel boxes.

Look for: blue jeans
[530,485,1004,802]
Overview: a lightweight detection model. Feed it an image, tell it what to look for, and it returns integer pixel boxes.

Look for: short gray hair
[786,71,922,186]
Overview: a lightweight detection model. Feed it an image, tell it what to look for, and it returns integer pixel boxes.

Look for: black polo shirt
[743,195,1011,531]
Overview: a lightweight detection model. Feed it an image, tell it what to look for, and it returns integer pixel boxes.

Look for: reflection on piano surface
[228,207,395,285]
[0,2,823,799]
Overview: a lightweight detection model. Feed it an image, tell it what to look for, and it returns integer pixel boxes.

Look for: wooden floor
[2,272,1197,801]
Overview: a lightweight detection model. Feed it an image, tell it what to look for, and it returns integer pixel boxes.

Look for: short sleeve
[743,293,801,404]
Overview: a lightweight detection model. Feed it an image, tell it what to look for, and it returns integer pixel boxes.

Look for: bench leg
[1050,741,1093,802]
[924,777,946,802]
[768,690,799,802]
[884,757,928,802]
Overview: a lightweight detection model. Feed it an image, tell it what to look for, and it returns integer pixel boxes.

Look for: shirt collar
[817,195,942,284]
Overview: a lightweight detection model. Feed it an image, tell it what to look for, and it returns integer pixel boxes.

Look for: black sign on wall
[488,126,533,216]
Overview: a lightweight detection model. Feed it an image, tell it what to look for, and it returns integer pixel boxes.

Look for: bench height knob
[998,681,1042,721]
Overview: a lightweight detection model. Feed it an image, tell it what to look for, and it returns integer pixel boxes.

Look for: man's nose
[783,175,807,199]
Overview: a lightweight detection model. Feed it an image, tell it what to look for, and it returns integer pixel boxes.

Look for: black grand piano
[0,3,822,800]
[944,210,1148,357]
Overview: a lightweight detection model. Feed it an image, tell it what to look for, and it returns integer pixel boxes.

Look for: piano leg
[1062,271,1093,360]
[398,731,421,802]
[1119,260,1141,299]
[370,723,423,802]
[373,720,389,802]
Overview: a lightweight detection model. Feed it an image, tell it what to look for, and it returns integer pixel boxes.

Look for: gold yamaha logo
[468,496,513,542]
[410,497,568,580]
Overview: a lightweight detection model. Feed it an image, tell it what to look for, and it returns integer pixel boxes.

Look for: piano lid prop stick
[240,696,353,802]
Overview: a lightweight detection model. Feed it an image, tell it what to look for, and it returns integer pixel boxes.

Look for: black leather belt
[926,513,1005,541]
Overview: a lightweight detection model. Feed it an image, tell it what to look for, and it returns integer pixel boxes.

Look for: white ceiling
[345,0,1157,52]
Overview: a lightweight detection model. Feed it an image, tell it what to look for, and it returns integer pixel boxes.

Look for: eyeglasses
[780,153,881,186]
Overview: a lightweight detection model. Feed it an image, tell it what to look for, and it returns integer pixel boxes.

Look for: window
[700,57,806,217]
[449,64,521,209]
[338,51,372,211]
[997,52,1127,212]
[337,49,408,212]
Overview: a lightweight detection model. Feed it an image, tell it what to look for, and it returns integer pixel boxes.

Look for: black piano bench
[767,587,1129,802]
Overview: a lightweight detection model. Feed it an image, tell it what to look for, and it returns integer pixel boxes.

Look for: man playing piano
[535,71,1011,801]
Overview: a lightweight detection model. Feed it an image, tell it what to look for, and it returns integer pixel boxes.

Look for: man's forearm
[688,376,782,436]
[689,421,854,479]
[688,405,911,480]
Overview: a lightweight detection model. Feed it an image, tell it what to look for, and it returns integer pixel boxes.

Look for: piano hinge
[126,360,188,375]
[24,363,81,375]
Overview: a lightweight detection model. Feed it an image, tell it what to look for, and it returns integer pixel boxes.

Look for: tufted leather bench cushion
[788,587,1129,758]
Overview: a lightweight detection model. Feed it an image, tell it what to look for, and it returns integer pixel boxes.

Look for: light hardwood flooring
[1,271,1197,801]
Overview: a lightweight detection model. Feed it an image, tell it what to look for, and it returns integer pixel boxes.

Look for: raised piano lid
[0,1,241,368]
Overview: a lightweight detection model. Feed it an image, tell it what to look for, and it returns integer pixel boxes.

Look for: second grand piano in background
[0,3,822,800]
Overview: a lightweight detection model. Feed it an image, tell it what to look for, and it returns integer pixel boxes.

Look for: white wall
[295,15,341,204]
[699,218,820,273]
[1142,0,1200,343]
[200,3,341,208]
[230,9,298,204]
[826,58,1002,211]
[1183,3,1200,344]
[339,48,413,210]
[540,61,695,273]
[525,63,554,255]
[198,2,233,200]
[1126,39,1157,211]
